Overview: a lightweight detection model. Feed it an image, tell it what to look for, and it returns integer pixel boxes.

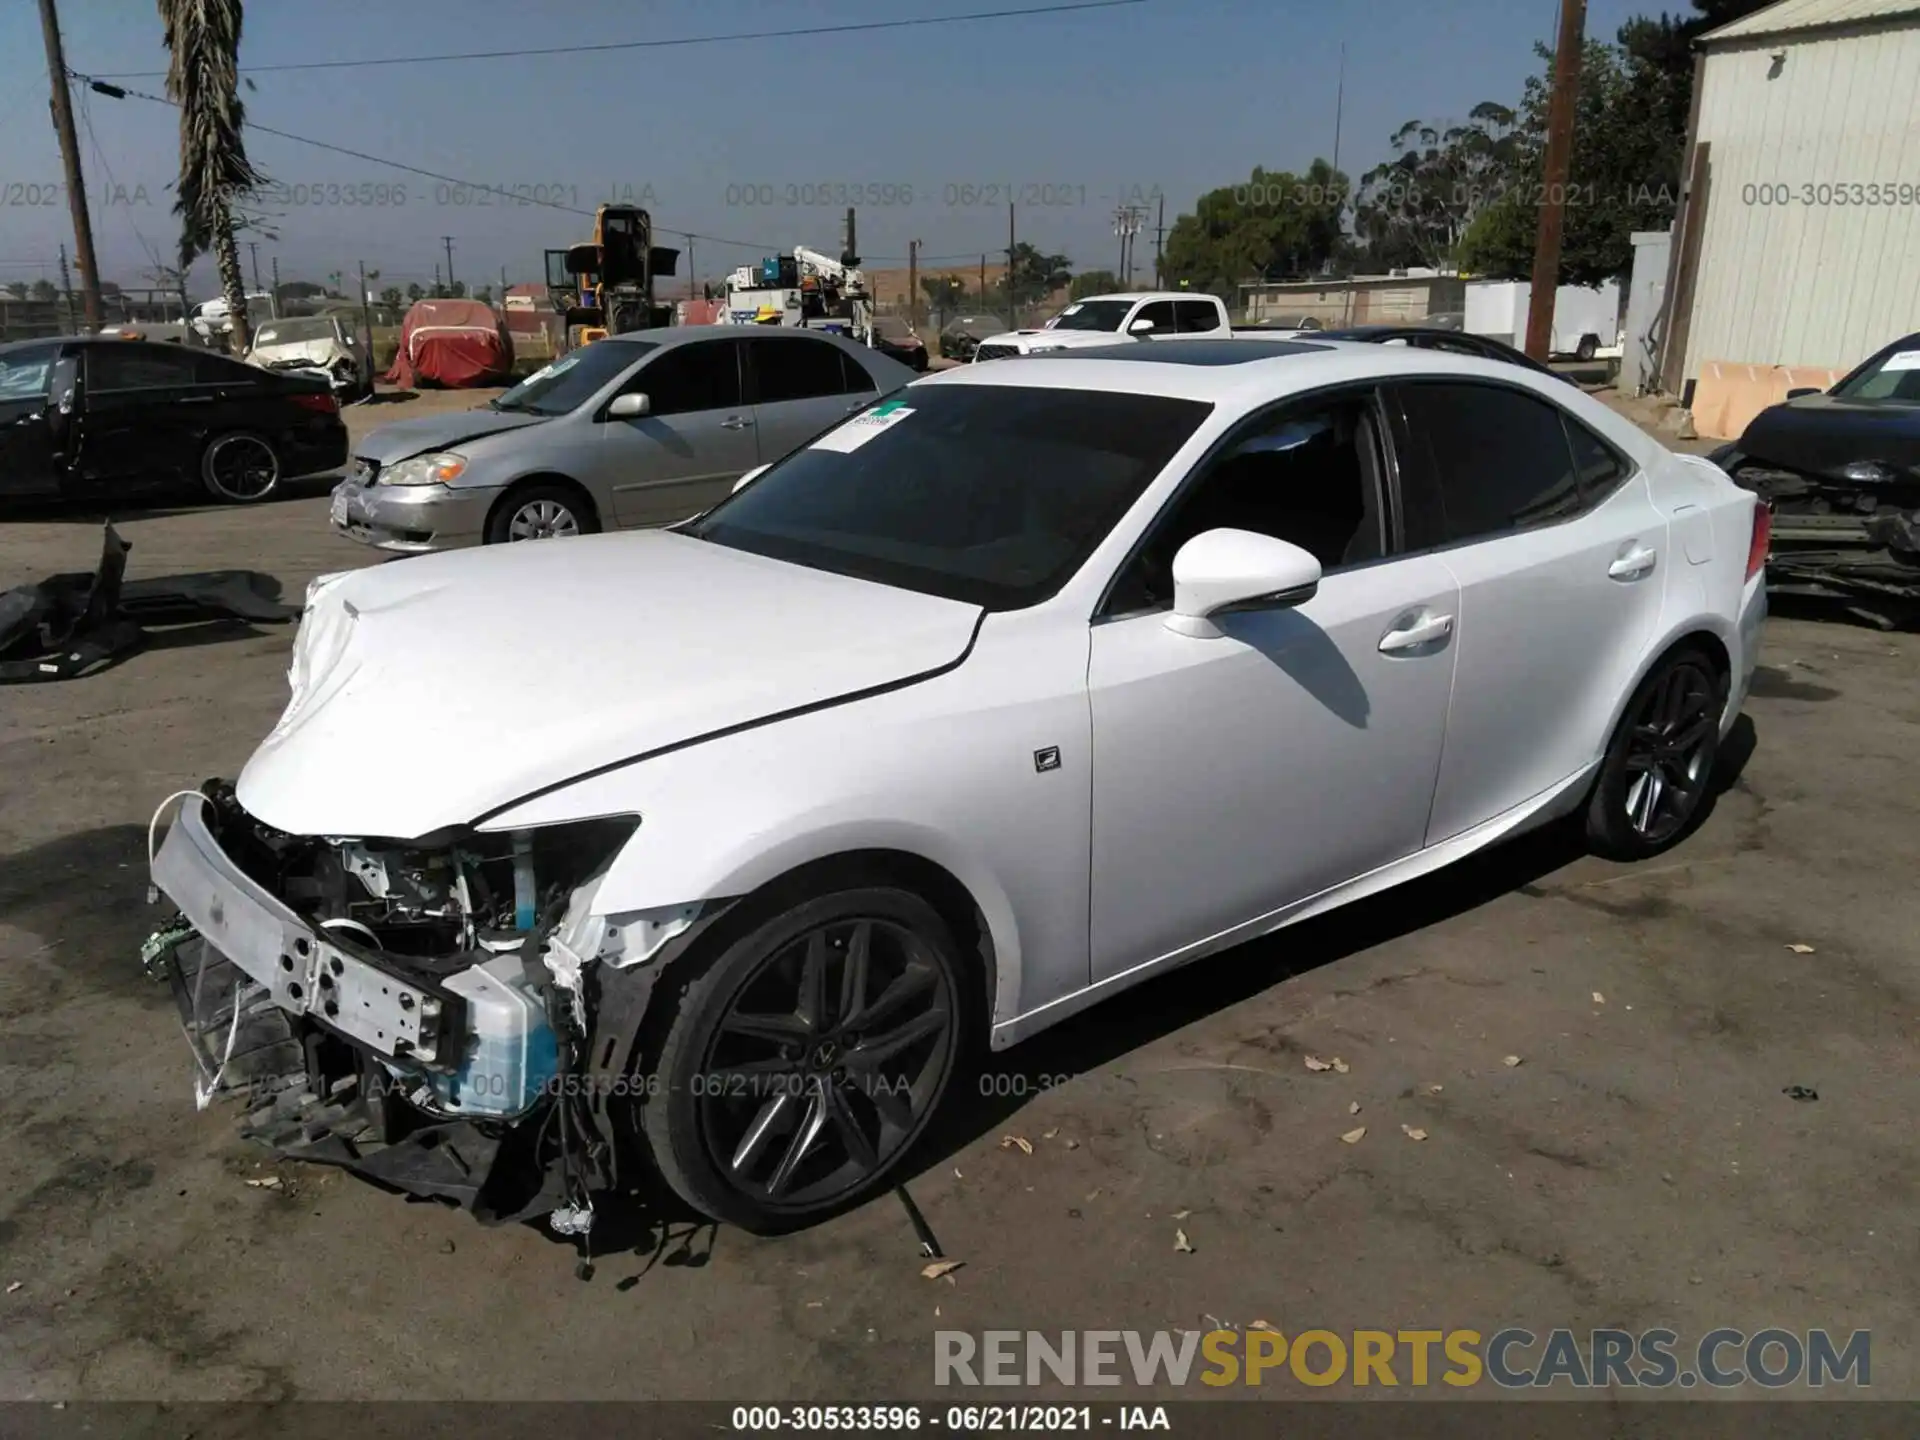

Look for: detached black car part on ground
[0,523,297,682]
[1712,333,1920,627]
[0,336,347,505]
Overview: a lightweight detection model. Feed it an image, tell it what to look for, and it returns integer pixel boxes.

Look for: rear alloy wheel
[200,432,281,503]
[486,482,598,544]
[639,887,968,1232]
[1586,645,1726,859]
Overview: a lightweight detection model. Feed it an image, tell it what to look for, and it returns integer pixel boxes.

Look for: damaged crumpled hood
[354,409,547,464]
[236,531,982,839]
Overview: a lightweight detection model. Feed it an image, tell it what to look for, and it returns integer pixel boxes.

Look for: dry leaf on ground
[999,1135,1033,1155]
[1503,1055,1523,1068]
[1304,1056,1331,1072]
[1340,1126,1367,1144]
[1401,1125,1428,1141]
[921,1260,964,1280]
[1787,943,1816,954]
[1174,1229,1194,1253]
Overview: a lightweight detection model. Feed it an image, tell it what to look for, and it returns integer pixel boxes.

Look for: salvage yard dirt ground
[1,390,1917,1402]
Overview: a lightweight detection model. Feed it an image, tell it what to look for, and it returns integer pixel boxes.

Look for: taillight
[1746,500,1772,580]
[292,391,338,414]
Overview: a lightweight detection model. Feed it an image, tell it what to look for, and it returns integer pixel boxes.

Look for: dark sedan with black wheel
[0,335,346,507]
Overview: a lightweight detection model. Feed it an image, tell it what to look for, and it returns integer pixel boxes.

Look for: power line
[87,0,1146,77]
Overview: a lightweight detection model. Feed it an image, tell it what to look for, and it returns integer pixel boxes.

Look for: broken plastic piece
[549,1203,594,1237]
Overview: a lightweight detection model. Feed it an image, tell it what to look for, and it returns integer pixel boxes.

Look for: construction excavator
[543,204,680,349]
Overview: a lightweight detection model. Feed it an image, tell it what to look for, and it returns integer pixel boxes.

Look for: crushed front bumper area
[143,789,692,1226]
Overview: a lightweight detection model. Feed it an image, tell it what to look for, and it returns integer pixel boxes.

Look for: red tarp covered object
[384,299,514,388]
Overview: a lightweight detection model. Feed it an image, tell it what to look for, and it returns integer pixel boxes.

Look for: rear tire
[1575,334,1599,362]
[1585,644,1727,860]
[200,431,282,503]
[636,885,971,1233]
[485,481,599,544]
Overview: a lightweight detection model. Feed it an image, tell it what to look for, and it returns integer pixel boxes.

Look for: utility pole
[686,239,695,302]
[907,239,920,329]
[57,244,77,332]
[38,0,102,331]
[357,260,373,366]
[979,254,986,302]
[433,262,442,297]
[1113,206,1128,284]
[1154,193,1166,289]
[248,241,261,292]
[500,265,509,305]
[1331,40,1346,179]
[1525,0,1586,362]
[271,254,280,301]
[441,235,456,290]
[1006,203,1016,329]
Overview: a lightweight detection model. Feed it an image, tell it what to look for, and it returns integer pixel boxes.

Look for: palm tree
[159,0,262,354]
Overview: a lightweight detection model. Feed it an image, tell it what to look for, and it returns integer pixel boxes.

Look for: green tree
[993,243,1071,308]
[447,279,467,298]
[29,279,57,303]
[1069,269,1120,300]
[380,285,404,307]
[405,282,424,303]
[4,281,29,299]
[473,283,492,303]
[920,274,967,326]
[1162,161,1349,297]
[159,0,265,354]
[1351,106,1520,272]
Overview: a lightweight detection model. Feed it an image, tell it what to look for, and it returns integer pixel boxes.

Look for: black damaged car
[1711,332,1920,625]
[0,335,348,507]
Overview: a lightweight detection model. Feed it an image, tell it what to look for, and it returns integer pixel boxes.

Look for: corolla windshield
[685,385,1211,609]
[492,340,657,415]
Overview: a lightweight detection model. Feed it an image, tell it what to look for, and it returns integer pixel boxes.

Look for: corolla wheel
[506,497,580,541]
[201,433,281,503]
[1587,645,1725,858]
[639,887,968,1232]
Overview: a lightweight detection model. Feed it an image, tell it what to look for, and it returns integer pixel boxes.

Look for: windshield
[1049,300,1134,333]
[1831,342,1920,403]
[492,340,655,415]
[0,345,57,401]
[686,384,1211,609]
[252,318,338,347]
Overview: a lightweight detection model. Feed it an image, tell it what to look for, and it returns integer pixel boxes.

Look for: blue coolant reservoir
[427,953,559,1117]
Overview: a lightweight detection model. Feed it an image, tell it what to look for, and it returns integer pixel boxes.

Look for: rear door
[600,337,758,527]
[71,342,207,487]
[1388,379,1668,843]
[746,334,873,459]
[0,343,63,497]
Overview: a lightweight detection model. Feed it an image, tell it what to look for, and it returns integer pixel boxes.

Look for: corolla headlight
[382,452,468,486]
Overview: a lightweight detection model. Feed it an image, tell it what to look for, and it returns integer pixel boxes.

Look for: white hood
[236,531,982,839]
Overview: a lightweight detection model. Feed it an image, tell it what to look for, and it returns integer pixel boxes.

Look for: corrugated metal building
[1661,0,1920,391]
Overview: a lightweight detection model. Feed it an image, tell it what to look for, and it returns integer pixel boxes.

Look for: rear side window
[1396,381,1586,547]
[751,337,857,402]
[1174,300,1222,333]
[637,340,743,415]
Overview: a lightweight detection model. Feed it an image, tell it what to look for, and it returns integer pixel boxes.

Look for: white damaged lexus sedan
[146,337,1767,1236]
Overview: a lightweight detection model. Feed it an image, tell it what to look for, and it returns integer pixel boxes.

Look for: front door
[1388,379,1670,843]
[601,337,759,527]
[746,334,875,459]
[1087,388,1460,984]
[0,344,62,498]
[70,341,208,489]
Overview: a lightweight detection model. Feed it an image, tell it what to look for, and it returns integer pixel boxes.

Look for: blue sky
[0,0,1654,298]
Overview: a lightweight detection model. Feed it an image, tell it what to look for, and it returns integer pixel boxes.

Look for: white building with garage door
[1658,0,1920,395]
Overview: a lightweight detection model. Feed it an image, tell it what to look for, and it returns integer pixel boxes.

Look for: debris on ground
[1349,1101,1361,1115]
[1787,943,1816,954]
[5,1282,20,1295]
[245,1175,283,1190]
[999,1135,1033,1155]
[1332,1057,1350,1074]
[1401,1125,1428,1142]
[1592,992,1607,1005]
[921,1261,964,1281]
[1783,1085,1820,1102]
[1174,1229,1194,1253]
[1064,1138,1080,1149]
[1340,1126,1367,1145]
[1304,1056,1331,1072]
[1504,1055,1523,1067]
[1043,1128,1059,1140]
[1249,1320,1277,1332]
[1172,1209,1192,1220]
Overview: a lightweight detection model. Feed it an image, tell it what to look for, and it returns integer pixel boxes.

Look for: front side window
[687,385,1211,609]
[1104,390,1387,616]
[1396,381,1587,548]
[493,340,657,416]
[0,345,58,402]
[634,340,744,415]
[1133,301,1177,334]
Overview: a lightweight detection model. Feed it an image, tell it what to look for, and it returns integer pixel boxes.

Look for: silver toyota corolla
[329,327,915,552]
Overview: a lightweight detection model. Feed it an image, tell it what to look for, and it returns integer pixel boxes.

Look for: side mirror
[607,392,650,419]
[1165,529,1323,638]
[732,462,770,494]
[1128,318,1155,334]
[1786,386,1820,399]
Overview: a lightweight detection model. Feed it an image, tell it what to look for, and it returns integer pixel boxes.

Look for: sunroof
[1027,340,1331,366]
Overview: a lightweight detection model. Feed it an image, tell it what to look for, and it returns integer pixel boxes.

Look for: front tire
[200,431,282,503]
[1586,644,1727,860]
[485,481,599,544]
[637,886,970,1233]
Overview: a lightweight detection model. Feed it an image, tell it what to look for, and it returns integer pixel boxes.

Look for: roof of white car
[917,339,1531,405]
[1073,292,1195,305]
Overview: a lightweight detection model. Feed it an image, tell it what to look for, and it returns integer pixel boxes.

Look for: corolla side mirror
[1786,387,1820,399]
[732,463,770,494]
[607,392,650,419]
[1165,528,1323,638]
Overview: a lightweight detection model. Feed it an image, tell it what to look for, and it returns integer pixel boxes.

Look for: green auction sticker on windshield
[812,398,915,453]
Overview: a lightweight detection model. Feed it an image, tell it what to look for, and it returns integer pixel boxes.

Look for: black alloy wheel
[1587,645,1725,858]
[639,887,968,1231]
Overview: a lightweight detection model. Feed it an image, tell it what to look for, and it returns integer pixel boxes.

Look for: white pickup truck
[970,291,1278,360]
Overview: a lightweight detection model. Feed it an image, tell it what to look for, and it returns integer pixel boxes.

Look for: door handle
[1378,611,1454,653]
[1608,544,1657,581]
[720,414,753,430]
